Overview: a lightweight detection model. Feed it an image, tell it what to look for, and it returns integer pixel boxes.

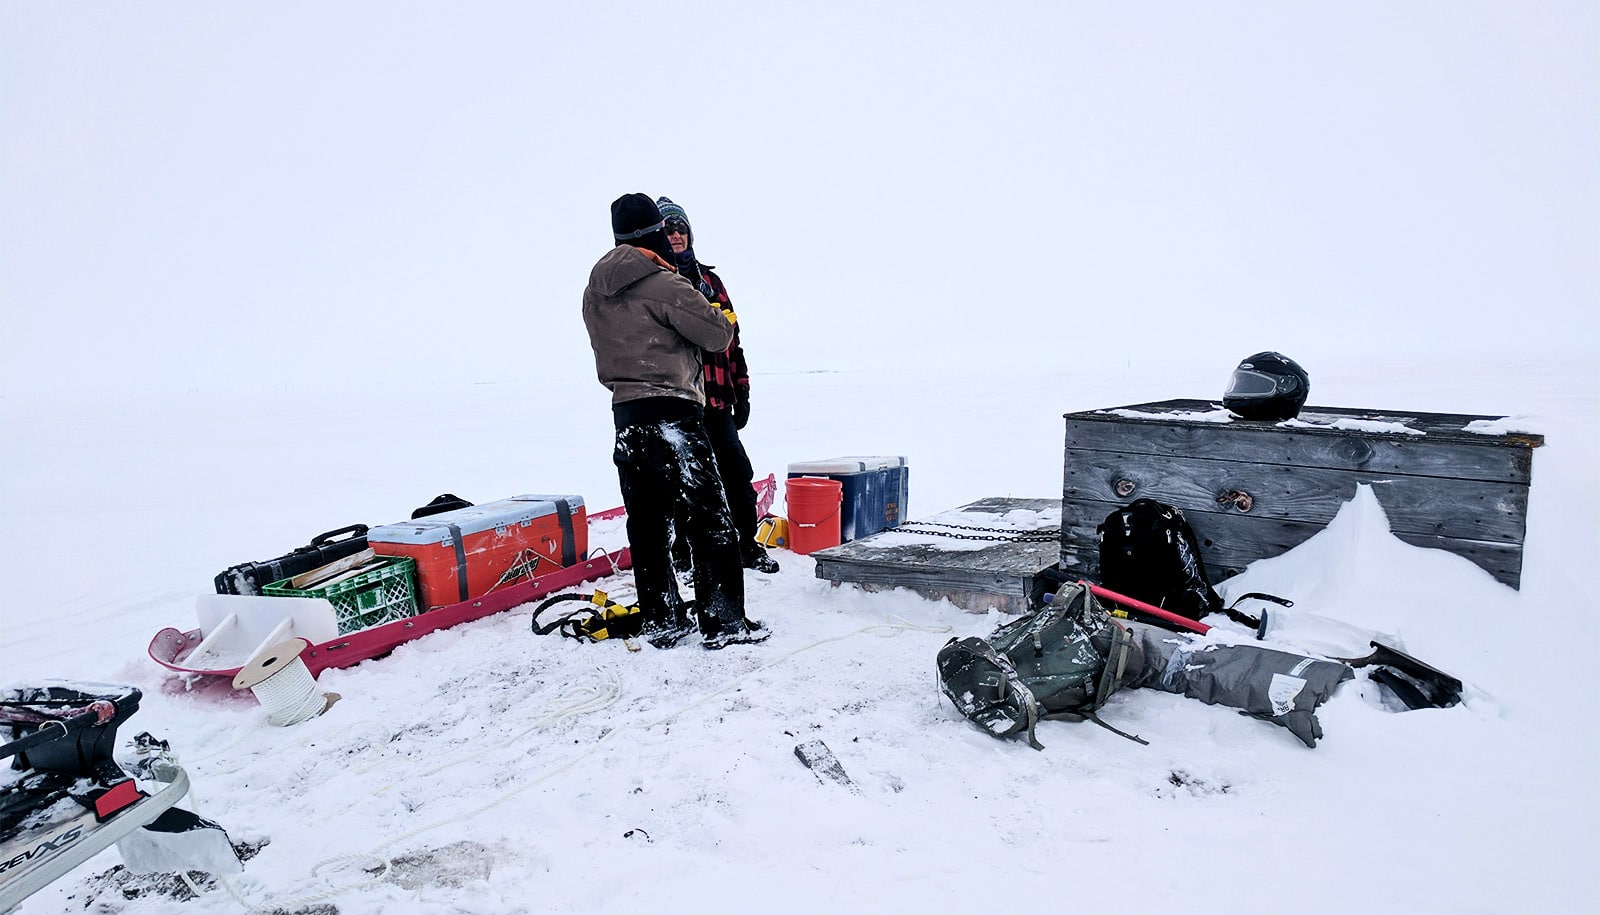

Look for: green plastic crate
[264,556,419,634]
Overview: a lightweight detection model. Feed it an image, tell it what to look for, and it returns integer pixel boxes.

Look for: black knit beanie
[610,193,674,263]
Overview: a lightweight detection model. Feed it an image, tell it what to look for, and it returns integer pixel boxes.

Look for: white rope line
[222,615,950,912]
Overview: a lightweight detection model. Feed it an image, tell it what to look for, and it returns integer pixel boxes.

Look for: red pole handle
[1082,581,1211,635]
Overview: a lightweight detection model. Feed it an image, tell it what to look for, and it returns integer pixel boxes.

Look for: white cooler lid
[787,456,906,474]
[368,494,585,544]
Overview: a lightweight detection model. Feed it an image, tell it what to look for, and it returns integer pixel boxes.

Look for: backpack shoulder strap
[1070,710,1150,745]
[1035,615,1148,745]
[1091,622,1136,711]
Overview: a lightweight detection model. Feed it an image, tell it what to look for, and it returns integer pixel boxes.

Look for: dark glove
[733,399,751,430]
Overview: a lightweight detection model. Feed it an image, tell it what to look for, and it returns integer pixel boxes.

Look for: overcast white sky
[2,1,1595,395]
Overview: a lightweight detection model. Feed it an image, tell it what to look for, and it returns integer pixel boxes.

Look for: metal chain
[895,522,1061,543]
[903,520,1049,533]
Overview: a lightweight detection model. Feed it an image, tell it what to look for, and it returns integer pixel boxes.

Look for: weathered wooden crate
[810,497,1061,613]
[1061,400,1543,589]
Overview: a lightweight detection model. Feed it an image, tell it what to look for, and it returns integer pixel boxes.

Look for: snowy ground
[2,355,1597,914]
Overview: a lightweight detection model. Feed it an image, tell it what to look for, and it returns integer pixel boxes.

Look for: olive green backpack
[936,581,1145,749]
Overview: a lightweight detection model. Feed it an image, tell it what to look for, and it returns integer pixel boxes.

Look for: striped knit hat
[655,197,692,242]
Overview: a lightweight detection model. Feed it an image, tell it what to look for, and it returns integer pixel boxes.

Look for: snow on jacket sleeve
[651,270,734,354]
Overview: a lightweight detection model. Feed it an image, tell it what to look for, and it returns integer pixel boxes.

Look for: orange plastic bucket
[785,477,843,555]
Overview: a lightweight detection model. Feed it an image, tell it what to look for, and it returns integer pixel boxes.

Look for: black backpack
[411,493,474,519]
[1096,499,1223,621]
[936,581,1145,749]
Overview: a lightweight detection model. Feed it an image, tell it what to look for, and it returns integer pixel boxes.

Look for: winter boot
[642,600,697,649]
[742,545,780,574]
[703,618,771,651]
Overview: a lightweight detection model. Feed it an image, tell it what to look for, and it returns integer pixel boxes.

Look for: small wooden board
[810,497,1060,613]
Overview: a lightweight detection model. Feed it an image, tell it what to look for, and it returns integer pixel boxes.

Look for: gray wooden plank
[812,540,1059,576]
[814,559,1029,595]
[1063,450,1530,544]
[1065,403,1539,484]
[1085,399,1545,447]
[821,578,1034,614]
[1059,500,1525,588]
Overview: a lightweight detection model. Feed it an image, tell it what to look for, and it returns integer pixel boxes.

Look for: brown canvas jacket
[582,245,734,406]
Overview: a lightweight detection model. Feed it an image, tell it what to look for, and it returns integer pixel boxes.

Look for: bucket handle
[792,504,842,529]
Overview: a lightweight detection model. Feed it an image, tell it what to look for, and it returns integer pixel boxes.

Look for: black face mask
[675,246,699,276]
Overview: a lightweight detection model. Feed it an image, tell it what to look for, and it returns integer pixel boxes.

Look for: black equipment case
[212,525,370,596]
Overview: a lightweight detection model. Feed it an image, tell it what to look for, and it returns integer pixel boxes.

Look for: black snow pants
[613,405,745,632]
[703,407,760,557]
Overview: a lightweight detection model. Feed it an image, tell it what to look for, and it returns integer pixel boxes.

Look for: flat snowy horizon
[3,354,1597,914]
[3,2,1596,912]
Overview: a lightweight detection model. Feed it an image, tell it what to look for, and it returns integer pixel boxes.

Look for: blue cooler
[786,456,908,542]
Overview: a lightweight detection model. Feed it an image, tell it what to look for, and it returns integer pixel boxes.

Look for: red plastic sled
[148,475,775,681]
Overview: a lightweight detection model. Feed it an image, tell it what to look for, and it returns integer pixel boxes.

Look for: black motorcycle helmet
[1223,352,1310,421]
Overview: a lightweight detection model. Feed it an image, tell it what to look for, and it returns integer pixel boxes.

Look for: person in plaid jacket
[658,197,780,574]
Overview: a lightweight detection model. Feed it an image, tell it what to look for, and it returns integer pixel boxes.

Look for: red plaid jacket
[688,265,748,412]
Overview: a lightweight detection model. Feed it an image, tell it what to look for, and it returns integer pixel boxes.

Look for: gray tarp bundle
[1127,624,1354,748]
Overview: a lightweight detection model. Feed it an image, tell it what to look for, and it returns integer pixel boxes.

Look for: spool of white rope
[233,638,337,726]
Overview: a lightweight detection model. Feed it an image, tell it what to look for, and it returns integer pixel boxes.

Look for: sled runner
[148,477,776,680]
[150,549,635,679]
[0,684,240,912]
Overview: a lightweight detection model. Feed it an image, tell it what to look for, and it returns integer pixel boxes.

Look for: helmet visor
[1226,369,1284,398]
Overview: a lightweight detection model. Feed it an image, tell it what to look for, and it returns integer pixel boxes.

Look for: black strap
[1221,592,1292,635]
[309,524,369,547]
[532,593,595,636]
[1038,706,1148,745]
[448,524,469,602]
[1230,592,1294,609]
[553,498,577,567]
[1084,712,1149,745]
[0,711,92,762]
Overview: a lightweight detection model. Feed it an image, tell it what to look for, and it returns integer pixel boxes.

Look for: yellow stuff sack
[756,516,789,549]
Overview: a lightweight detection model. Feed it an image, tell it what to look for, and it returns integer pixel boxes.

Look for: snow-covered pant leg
[614,416,745,629]
[614,422,681,621]
[704,407,759,554]
[667,417,746,631]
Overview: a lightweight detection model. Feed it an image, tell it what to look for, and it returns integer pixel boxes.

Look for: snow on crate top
[1280,413,1425,436]
[1096,406,1235,423]
[1462,416,1542,436]
[868,506,1061,552]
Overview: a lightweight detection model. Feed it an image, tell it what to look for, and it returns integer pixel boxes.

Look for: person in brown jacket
[581,193,769,649]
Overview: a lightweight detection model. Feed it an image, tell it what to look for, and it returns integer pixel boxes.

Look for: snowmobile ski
[0,684,241,912]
